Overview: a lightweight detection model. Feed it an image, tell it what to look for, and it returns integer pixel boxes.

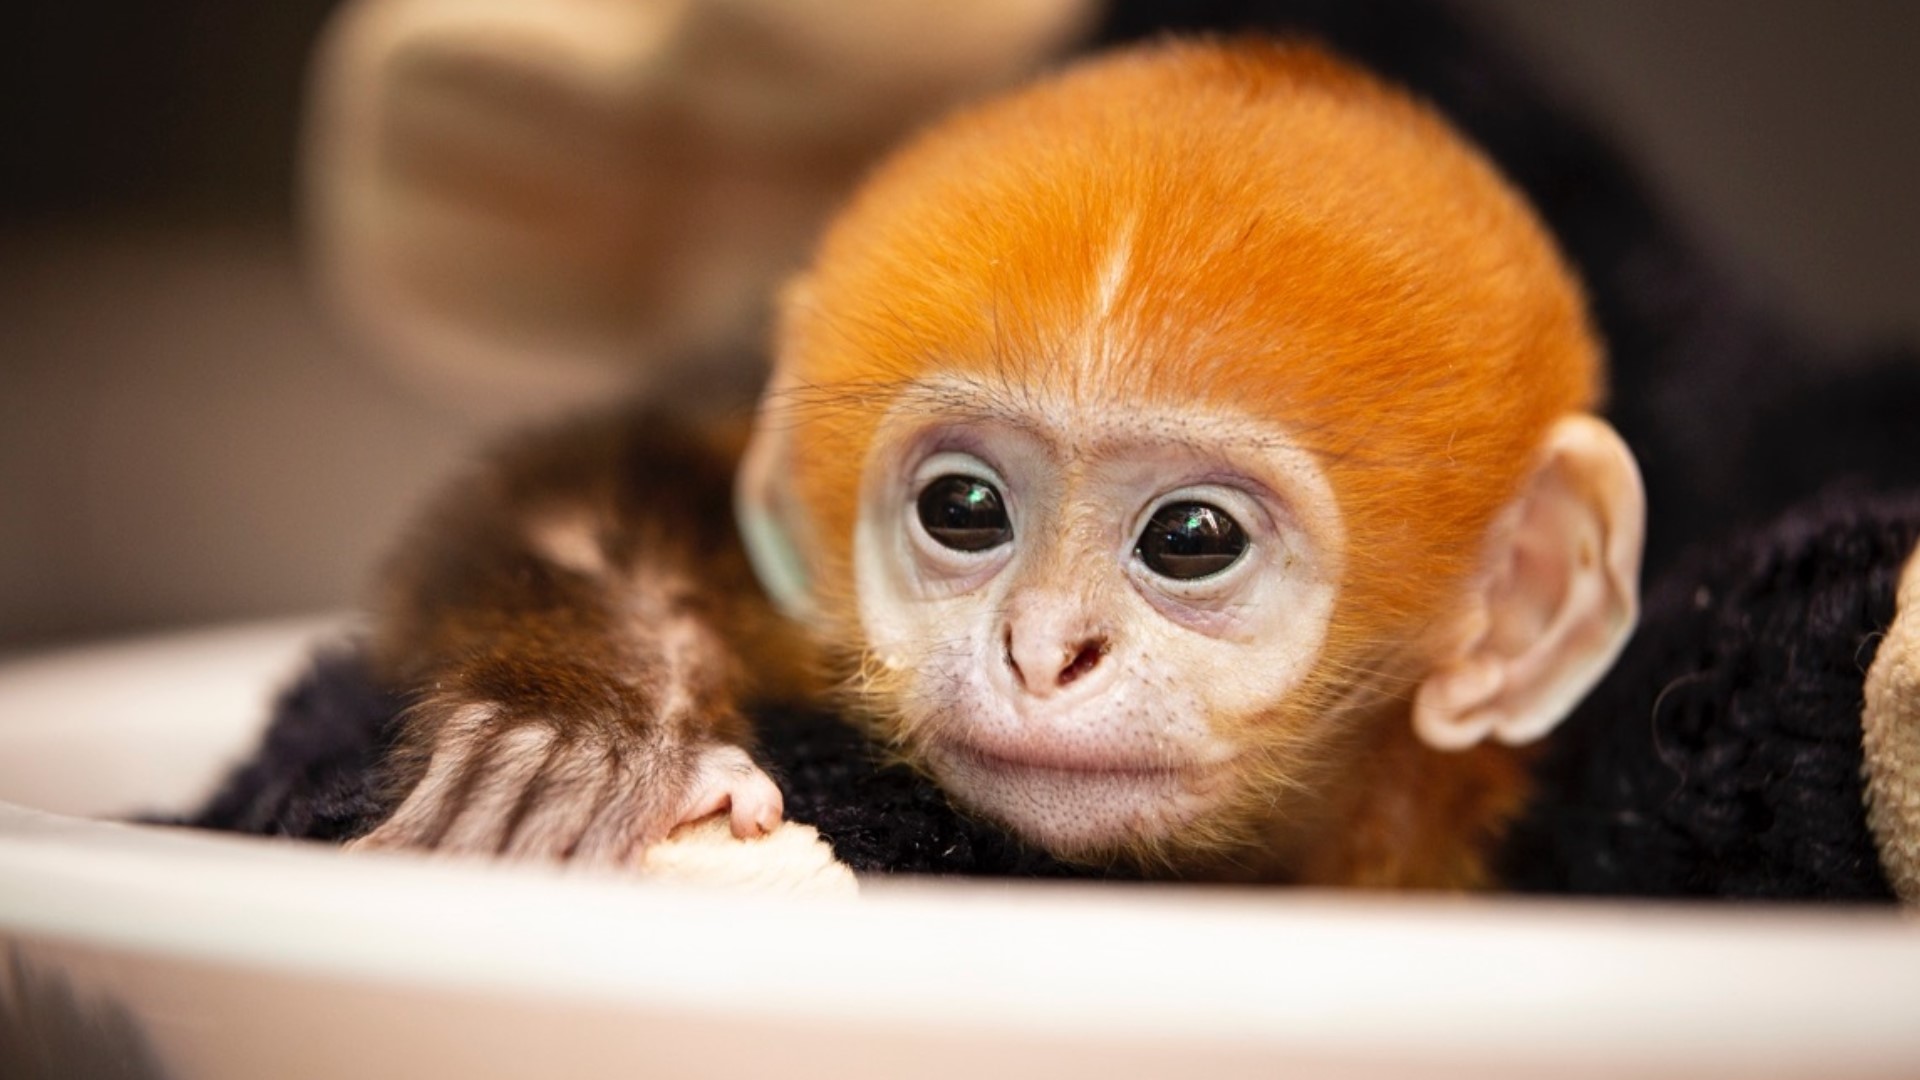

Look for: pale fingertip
[728,803,759,839]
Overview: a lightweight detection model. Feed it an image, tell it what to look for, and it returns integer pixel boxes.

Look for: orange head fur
[735,39,1619,872]
[769,38,1599,665]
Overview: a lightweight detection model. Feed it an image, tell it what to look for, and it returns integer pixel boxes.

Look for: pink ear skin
[1413,415,1646,752]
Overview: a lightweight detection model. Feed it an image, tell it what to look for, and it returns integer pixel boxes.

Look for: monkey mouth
[924,735,1236,852]
[940,737,1224,782]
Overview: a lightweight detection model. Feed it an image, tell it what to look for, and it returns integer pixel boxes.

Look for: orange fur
[766,39,1602,883]
[779,39,1597,648]
[1294,729,1538,889]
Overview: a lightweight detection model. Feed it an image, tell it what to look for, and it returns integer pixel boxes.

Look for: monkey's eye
[1136,502,1247,580]
[916,475,1012,552]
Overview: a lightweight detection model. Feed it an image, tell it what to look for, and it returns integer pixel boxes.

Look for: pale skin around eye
[846,384,1347,855]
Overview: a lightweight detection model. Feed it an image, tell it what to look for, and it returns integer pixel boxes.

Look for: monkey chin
[920,736,1240,865]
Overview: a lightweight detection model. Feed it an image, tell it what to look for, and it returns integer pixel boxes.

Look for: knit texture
[1500,491,1920,901]
[187,649,404,842]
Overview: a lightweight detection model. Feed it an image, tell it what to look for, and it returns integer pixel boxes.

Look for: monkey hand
[348,703,784,866]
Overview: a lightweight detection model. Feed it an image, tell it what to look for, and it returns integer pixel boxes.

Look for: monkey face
[850,377,1346,861]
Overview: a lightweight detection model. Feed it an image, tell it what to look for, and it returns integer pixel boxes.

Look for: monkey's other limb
[351,408,812,864]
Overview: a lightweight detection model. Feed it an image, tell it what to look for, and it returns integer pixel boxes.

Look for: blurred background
[2,0,1916,656]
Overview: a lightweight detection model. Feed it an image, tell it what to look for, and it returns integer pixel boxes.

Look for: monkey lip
[925,734,1237,851]
[933,734,1231,783]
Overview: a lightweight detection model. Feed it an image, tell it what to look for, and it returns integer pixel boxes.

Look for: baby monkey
[354,40,1644,886]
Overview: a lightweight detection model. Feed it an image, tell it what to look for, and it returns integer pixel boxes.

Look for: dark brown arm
[352,406,814,862]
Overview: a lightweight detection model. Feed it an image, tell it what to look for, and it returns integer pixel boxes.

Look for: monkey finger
[739,793,782,838]
[568,773,657,865]
[501,762,618,860]
[434,726,559,854]
[723,769,784,839]
[673,744,785,840]
[345,726,483,851]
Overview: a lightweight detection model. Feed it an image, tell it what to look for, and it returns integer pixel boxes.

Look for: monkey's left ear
[1413,415,1646,751]
[736,371,818,623]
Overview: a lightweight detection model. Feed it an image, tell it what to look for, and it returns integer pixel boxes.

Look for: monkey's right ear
[736,368,818,622]
[1412,415,1646,752]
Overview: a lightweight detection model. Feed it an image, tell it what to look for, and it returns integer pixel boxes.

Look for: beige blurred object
[304,0,1097,422]
[1862,540,1920,907]
[639,816,858,895]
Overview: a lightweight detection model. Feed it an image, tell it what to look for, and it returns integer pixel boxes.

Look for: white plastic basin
[2,618,1917,1079]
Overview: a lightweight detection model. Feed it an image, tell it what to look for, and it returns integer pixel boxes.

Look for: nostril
[1057,639,1105,687]
[1005,624,1105,696]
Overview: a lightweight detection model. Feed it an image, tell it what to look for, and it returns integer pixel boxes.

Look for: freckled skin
[360,40,1620,886]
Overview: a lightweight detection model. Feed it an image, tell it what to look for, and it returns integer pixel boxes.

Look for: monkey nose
[1003,625,1108,697]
